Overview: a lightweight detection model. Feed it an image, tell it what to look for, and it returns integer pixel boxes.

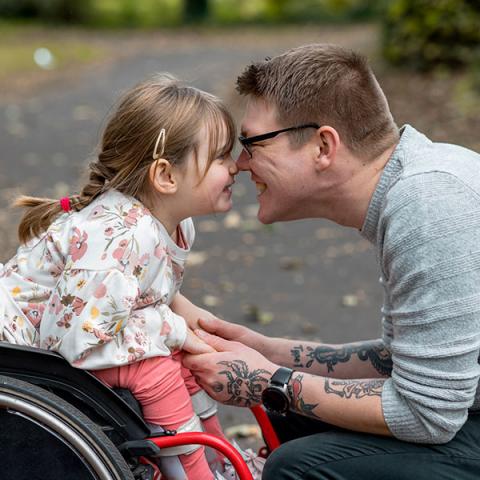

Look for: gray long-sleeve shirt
[361,125,480,444]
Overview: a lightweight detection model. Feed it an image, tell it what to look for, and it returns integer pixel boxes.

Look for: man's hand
[183,330,277,407]
[196,316,270,354]
[182,329,216,354]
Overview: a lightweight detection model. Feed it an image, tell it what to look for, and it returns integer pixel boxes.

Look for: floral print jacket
[0,190,192,370]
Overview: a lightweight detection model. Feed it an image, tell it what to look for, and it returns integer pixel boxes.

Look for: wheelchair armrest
[0,342,151,442]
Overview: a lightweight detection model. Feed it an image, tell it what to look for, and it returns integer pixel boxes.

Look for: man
[183,44,480,479]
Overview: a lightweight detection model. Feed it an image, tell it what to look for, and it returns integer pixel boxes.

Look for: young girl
[0,74,263,479]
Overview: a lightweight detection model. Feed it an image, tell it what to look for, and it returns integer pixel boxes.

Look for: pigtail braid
[14,195,65,244]
[14,159,112,244]
[69,160,111,211]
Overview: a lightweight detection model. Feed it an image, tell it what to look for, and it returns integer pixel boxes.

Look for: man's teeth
[256,182,267,195]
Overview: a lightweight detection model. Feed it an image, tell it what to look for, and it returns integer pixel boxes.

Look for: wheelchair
[0,342,280,479]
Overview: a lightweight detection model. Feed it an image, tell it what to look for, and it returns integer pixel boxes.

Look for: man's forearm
[288,371,391,436]
[265,338,392,379]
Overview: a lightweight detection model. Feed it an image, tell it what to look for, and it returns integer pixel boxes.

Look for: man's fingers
[195,329,236,352]
[194,342,216,354]
[197,317,237,339]
[183,353,207,371]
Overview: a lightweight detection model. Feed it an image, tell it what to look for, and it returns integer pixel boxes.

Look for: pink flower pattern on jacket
[70,228,88,261]
[0,190,194,370]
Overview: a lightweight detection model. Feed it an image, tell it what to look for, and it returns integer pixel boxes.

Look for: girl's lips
[223,181,235,192]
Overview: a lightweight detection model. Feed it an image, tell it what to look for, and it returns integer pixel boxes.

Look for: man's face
[237,98,317,224]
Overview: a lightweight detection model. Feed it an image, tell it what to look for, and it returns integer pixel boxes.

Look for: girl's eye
[216,152,230,162]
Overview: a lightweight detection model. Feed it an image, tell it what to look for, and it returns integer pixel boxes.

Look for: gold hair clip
[152,128,166,160]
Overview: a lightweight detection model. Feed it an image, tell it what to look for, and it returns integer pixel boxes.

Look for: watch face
[263,387,289,414]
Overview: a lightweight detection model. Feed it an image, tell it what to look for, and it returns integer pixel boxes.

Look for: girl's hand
[182,328,216,354]
[171,293,217,331]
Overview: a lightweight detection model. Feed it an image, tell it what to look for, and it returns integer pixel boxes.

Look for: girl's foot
[213,441,265,480]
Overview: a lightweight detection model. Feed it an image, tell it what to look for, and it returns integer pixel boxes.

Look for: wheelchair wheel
[0,374,134,480]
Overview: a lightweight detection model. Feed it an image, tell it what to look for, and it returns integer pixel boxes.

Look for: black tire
[0,374,134,480]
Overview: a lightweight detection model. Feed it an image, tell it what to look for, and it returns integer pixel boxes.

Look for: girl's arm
[170,292,218,331]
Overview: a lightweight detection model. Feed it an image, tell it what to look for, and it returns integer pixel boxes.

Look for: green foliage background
[382,0,480,70]
[1,0,479,75]
[0,0,379,27]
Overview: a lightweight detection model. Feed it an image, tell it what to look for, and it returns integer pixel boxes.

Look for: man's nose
[236,149,250,171]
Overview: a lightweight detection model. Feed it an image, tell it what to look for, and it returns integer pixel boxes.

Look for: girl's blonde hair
[15,73,236,244]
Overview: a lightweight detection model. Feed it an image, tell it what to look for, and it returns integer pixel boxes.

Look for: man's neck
[324,143,397,229]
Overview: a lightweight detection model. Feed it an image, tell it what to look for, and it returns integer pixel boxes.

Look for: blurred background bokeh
[1,0,480,441]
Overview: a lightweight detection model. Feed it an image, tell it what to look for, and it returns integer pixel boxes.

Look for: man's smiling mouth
[256,182,267,196]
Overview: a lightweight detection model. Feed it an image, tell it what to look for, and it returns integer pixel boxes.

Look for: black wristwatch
[261,367,294,415]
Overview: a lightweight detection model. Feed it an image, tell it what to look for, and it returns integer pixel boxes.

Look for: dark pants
[264,411,480,479]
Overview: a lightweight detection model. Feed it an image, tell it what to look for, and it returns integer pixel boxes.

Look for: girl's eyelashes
[216,151,231,162]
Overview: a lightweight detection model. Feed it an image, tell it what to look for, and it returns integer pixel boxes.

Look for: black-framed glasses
[238,123,320,158]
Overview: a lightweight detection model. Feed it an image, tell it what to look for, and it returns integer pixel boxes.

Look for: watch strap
[270,367,293,387]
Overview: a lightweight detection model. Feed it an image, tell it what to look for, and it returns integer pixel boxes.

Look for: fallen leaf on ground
[259,311,274,325]
[301,322,317,334]
[243,204,259,217]
[198,220,219,232]
[342,294,359,307]
[186,251,208,267]
[202,295,220,307]
[279,256,304,270]
[242,304,274,324]
[223,211,242,229]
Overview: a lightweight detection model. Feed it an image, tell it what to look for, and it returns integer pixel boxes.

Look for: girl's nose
[229,157,239,175]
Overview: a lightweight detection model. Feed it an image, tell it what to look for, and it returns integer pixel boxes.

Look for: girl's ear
[313,126,339,172]
[149,159,178,194]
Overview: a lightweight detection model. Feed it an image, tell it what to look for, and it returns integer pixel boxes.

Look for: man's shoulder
[397,128,480,195]
[381,161,480,241]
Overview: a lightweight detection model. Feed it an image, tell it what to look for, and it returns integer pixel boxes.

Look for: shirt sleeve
[39,267,187,370]
[380,172,480,444]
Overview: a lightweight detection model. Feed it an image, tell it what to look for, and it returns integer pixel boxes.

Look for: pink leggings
[92,352,214,479]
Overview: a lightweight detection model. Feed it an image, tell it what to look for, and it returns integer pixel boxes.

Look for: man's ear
[313,126,339,172]
[149,159,178,194]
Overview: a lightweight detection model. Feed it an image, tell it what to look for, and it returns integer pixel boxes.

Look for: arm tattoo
[291,341,392,376]
[325,378,384,399]
[217,360,271,407]
[288,373,322,420]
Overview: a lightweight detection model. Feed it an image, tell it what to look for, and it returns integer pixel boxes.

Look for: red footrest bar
[147,431,254,480]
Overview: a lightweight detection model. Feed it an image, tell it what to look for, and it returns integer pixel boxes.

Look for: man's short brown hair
[236,43,399,160]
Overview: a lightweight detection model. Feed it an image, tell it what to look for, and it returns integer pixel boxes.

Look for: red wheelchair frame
[141,405,280,479]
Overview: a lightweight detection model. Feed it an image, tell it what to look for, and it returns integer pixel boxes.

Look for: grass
[0,21,106,81]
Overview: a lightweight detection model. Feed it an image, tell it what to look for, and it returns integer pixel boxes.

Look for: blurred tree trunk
[183,0,209,24]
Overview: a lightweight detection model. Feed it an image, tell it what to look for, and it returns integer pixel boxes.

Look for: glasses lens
[240,141,252,158]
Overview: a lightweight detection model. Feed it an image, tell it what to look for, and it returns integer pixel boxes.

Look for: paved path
[0,25,383,433]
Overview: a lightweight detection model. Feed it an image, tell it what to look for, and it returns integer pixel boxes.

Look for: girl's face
[178,122,238,216]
